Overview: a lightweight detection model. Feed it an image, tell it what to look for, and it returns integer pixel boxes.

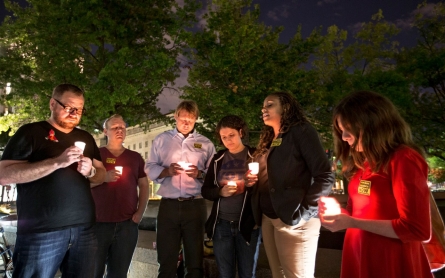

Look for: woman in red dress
[319,91,433,278]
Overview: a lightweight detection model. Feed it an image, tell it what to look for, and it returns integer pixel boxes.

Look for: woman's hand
[320,213,353,232]
[245,170,258,187]
[219,183,237,197]
[318,197,351,232]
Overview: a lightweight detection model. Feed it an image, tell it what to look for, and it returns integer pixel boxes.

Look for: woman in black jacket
[201,115,261,278]
[247,92,334,278]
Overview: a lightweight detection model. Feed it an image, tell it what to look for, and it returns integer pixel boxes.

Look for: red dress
[341,147,433,278]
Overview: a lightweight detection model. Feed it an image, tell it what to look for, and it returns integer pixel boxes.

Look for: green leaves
[183,0,319,144]
[0,0,199,132]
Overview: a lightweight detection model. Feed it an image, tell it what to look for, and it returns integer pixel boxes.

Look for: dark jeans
[12,224,97,278]
[94,219,139,278]
[213,219,261,278]
[156,198,207,278]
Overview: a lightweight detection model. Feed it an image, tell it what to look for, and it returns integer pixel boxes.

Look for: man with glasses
[92,114,149,278]
[0,83,106,277]
[146,100,215,277]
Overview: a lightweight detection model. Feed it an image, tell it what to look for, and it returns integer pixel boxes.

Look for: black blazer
[251,122,335,226]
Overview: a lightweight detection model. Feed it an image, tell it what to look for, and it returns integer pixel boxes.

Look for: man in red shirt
[92,114,149,278]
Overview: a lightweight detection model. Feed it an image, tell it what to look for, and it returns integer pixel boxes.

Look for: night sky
[0,0,441,112]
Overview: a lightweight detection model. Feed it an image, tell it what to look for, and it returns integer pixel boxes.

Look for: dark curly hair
[255,92,308,156]
[215,115,248,145]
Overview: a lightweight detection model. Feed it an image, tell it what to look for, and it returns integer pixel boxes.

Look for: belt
[162,196,203,201]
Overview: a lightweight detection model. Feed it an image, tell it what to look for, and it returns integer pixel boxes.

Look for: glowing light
[227,181,237,187]
[321,197,341,216]
[177,161,191,170]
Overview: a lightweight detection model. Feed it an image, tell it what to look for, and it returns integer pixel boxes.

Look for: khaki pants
[261,214,321,278]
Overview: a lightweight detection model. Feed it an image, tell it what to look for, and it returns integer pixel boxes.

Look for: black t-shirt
[1,121,101,234]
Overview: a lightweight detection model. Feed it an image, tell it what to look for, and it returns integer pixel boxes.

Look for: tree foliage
[396,2,445,160]
[0,0,199,134]
[305,10,407,146]
[182,0,321,143]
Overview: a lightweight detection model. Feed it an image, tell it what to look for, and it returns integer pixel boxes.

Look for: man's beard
[56,117,80,129]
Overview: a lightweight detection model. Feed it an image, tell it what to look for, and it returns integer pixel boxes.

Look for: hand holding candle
[115,166,123,175]
[227,181,237,187]
[220,181,238,197]
[320,197,341,216]
[245,163,259,187]
[248,162,259,175]
[177,161,192,171]
[74,141,86,152]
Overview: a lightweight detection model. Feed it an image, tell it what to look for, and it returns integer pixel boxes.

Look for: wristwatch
[198,170,205,180]
[86,166,96,178]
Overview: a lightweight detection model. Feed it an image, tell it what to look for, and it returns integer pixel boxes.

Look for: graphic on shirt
[217,156,246,196]
[106,158,116,164]
[271,138,282,147]
[45,129,58,142]
[358,180,371,196]
[194,143,202,149]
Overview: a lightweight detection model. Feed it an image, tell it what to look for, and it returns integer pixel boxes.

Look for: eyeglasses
[53,98,85,115]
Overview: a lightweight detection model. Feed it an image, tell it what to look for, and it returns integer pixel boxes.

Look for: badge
[106,158,116,164]
[194,143,202,149]
[358,180,371,196]
[271,138,282,147]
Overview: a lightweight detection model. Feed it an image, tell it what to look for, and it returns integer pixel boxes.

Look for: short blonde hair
[175,100,199,119]
[103,114,125,129]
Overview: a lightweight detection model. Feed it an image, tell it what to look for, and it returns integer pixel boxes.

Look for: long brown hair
[255,92,307,156]
[333,91,424,179]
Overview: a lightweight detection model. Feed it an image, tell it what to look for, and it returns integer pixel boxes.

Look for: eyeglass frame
[53,98,85,115]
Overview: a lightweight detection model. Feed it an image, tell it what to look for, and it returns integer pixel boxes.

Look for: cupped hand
[185,165,199,178]
[219,183,237,197]
[56,146,83,168]
[320,213,353,232]
[105,169,121,182]
[168,163,182,176]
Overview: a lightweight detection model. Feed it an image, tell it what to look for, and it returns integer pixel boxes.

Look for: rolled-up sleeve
[391,149,430,243]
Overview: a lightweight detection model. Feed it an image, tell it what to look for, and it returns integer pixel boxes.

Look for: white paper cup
[115,166,123,175]
[248,162,259,175]
[74,141,86,152]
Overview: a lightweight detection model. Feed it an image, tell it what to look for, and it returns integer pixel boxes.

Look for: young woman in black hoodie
[201,115,261,278]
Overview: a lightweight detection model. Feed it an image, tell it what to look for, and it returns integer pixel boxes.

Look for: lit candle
[321,197,341,216]
[227,181,237,187]
[115,166,123,175]
[248,162,259,175]
[177,161,191,170]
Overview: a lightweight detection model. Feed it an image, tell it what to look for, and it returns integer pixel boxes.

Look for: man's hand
[77,156,93,176]
[105,169,121,182]
[185,165,200,178]
[169,163,182,176]
[55,146,83,168]
[132,211,144,224]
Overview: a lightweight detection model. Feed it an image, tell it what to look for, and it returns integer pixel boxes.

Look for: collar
[174,127,196,139]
